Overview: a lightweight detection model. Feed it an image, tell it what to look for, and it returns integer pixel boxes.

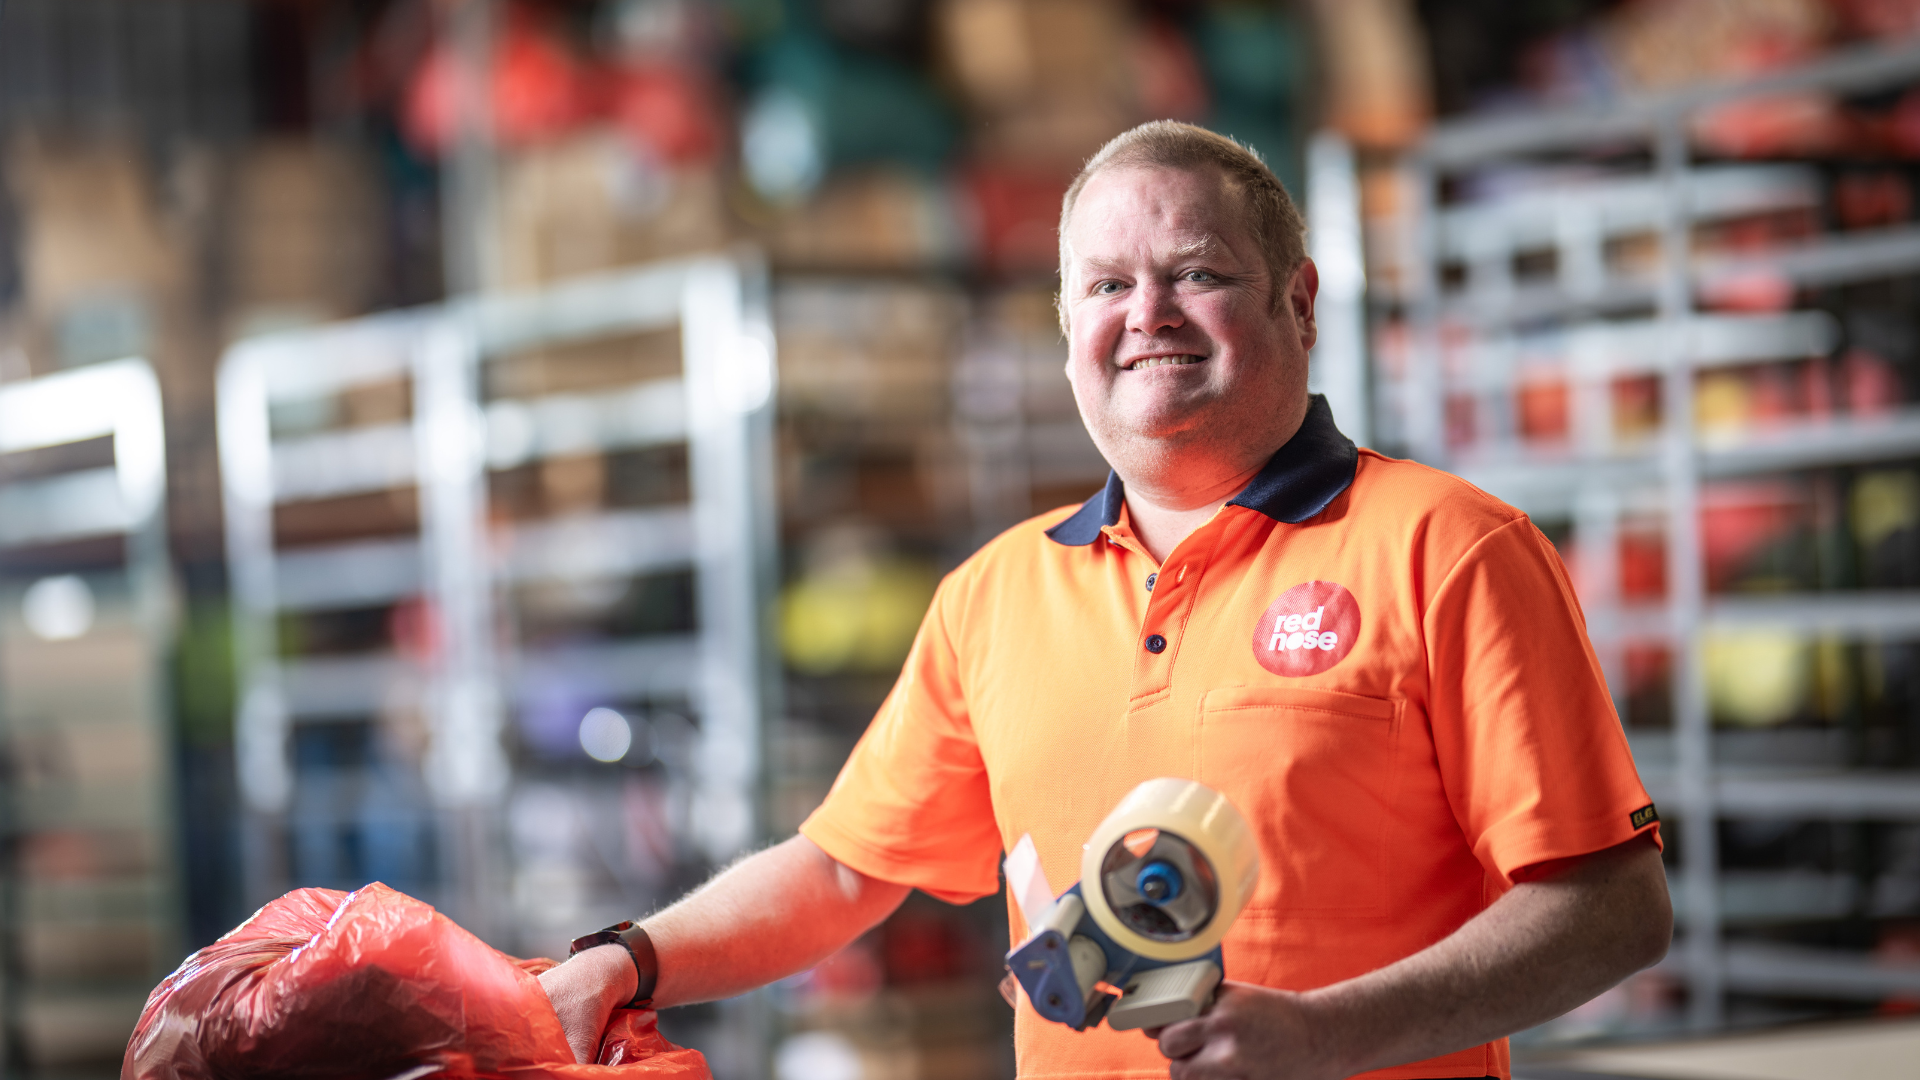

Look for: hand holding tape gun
[1006,777,1259,1032]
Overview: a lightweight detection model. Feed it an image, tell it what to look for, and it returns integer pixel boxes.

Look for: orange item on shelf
[1843,347,1904,415]
[960,165,1071,275]
[1612,375,1663,442]
[1700,480,1807,592]
[1517,378,1570,442]
[123,883,708,1080]
[404,9,598,156]
[1803,356,1836,419]
[1619,530,1667,601]
[610,63,723,166]
[1834,170,1912,230]
[1445,393,1477,449]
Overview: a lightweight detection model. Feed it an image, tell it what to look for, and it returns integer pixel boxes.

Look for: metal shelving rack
[0,359,180,1075]
[1381,42,1920,1029]
[217,255,779,966]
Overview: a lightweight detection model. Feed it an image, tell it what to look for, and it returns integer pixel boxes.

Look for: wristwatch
[568,920,657,1008]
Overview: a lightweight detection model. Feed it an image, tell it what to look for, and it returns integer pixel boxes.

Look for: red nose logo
[1252,581,1360,677]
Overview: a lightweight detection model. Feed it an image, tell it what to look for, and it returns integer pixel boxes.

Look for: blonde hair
[1056,121,1306,332]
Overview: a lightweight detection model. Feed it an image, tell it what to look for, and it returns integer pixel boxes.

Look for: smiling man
[540,121,1672,1080]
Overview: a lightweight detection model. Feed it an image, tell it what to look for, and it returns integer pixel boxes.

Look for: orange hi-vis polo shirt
[800,396,1661,1080]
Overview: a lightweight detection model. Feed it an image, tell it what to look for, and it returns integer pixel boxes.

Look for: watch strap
[568,920,657,1008]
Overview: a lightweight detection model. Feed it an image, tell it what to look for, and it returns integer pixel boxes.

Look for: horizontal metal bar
[1699,224,1920,293]
[1715,772,1920,819]
[1721,940,1920,1000]
[1424,40,1920,165]
[1454,458,1664,514]
[1702,408,1920,477]
[275,537,423,611]
[484,378,687,469]
[1628,728,1854,771]
[512,636,699,704]
[1438,166,1816,258]
[282,636,701,717]
[1594,591,1920,645]
[1436,226,1920,328]
[0,468,131,546]
[1445,312,1839,392]
[282,653,415,718]
[272,422,415,503]
[0,358,155,452]
[1708,592,1920,637]
[270,508,695,611]
[238,309,434,403]
[1642,768,1920,818]
[1669,870,1860,924]
[268,381,692,504]
[465,259,709,355]
[1437,278,1659,327]
[504,507,694,585]
[1451,409,1920,510]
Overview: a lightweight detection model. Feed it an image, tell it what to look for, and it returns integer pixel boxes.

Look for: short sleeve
[798,576,1003,904]
[1425,517,1661,885]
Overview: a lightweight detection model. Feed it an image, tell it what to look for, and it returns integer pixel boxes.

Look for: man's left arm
[1152,833,1671,1080]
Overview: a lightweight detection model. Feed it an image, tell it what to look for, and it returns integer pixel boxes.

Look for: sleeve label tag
[1630,804,1659,829]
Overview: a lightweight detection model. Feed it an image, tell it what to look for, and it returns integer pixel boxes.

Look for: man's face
[1061,165,1316,469]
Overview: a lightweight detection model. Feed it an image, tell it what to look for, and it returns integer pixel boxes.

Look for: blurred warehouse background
[0,1,1918,1078]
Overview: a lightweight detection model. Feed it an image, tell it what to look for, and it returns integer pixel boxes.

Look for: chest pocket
[1197,686,1401,918]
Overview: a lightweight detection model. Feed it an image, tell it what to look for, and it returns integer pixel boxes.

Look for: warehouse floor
[1516,1017,1920,1080]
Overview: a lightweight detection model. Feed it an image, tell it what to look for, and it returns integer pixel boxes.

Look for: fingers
[1155,1014,1211,1061]
[567,1029,599,1066]
[537,959,614,1064]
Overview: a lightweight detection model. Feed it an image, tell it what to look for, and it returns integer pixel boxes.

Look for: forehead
[1064,164,1255,263]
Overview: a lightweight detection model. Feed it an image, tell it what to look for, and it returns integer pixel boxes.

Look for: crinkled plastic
[124,882,709,1080]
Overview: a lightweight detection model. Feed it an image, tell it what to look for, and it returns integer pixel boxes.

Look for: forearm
[644,834,909,1006]
[1303,836,1671,1075]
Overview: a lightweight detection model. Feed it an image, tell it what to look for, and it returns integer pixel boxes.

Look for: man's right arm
[537,834,910,1063]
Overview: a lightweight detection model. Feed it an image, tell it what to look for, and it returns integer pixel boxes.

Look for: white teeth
[1128,355,1203,370]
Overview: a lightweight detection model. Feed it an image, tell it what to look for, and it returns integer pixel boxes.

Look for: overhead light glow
[23,575,94,641]
[578,706,633,763]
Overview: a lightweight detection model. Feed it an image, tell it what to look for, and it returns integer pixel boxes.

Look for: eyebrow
[1167,234,1229,260]
[1075,235,1231,277]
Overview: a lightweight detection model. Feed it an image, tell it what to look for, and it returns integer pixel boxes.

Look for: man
[541,121,1671,1080]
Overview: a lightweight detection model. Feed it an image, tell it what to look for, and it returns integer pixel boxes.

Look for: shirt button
[1145,573,1157,592]
[1144,634,1167,654]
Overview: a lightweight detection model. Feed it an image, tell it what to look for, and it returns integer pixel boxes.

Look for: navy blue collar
[1044,395,1358,546]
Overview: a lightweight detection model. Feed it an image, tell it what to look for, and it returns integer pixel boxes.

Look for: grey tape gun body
[1006,778,1260,1033]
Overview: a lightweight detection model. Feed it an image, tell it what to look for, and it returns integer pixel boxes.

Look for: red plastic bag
[124,882,709,1080]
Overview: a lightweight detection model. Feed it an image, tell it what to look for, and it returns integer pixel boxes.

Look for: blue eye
[1186,271,1214,283]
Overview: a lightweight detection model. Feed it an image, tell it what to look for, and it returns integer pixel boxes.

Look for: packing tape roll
[1079,778,1260,962]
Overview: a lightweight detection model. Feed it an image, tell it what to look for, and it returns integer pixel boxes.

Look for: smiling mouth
[1125,355,1205,370]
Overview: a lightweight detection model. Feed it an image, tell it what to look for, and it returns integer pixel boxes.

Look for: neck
[1123,461,1265,563]
[1104,396,1312,563]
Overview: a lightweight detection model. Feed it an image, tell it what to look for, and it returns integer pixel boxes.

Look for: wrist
[569,920,657,1008]
[1293,987,1366,1078]
[575,943,640,1010]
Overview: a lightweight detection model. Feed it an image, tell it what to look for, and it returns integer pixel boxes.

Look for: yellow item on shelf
[779,557,937,675]
[1704,631,1810,727]
[1851,469,1920,551]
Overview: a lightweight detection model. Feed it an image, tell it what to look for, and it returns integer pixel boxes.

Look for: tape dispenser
[1005,777,1260,1032]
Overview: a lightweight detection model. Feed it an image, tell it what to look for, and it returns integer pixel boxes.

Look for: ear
[1287,259,1319,354]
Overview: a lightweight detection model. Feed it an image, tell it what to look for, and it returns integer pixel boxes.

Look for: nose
[1125,277,1184,337]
